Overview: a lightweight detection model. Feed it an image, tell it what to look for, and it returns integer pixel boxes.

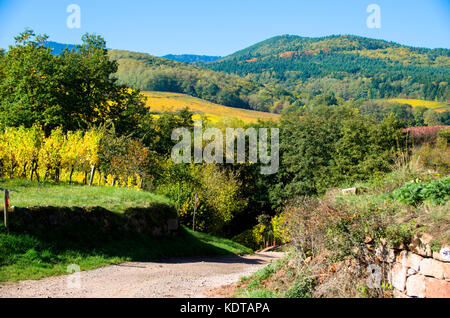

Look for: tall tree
[0,30,147,135]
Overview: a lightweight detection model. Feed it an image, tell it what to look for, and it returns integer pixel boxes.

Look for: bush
[232,225,266,251]
[284,278,313,298]
[392,177,450,205]
[271,213,290,245]
[157,162,247,235]
[412,136,449,175]
[403,126,447,145]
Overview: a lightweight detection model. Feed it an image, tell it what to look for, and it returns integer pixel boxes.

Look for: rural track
[0,251,284,298]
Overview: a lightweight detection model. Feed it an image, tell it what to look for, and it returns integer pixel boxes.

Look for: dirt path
[0,252,284,298]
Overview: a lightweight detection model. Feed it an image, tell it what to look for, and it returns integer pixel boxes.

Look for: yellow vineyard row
[142,91,280,123]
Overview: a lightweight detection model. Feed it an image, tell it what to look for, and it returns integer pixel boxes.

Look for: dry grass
[142,91,280,123]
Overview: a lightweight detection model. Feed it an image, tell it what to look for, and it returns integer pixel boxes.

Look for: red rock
[391,262,407,291]
[407,268,417,276]
[425,277,450,298]
[406,275,426,298]
[409,233,433,257]
[444,263,450,279]
[400,251,423,271]
[393,289,410,298]
[432,247,450,262]
[420,258,445,279]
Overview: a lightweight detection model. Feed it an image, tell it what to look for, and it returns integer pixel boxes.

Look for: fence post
[3,189,9,229]
[192,192,198,231]
[89,165,96,186]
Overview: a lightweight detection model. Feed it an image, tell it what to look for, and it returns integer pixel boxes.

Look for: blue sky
[0,0,449,56]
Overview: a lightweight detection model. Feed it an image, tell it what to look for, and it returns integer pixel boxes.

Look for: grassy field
[0,179,171,213]
[386,98,450,113]
[0,179,252,282]
[142,91,280,123]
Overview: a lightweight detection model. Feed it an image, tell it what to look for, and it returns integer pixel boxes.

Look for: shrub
[232,224,266,251]
[283,277,313,298]
[392,177,450,205]
[403,126,448,145]
[412,136,449,175]
[271,213,290,245]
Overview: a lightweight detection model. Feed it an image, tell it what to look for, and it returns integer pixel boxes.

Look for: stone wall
[376,234,449,298]
[7,204,179,238]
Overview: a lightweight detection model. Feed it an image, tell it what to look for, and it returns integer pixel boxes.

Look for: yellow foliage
[387,98,450,113]
[271,213,290,244]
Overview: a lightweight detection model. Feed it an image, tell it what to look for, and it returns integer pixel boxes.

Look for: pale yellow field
[142,91,280,123]
[387,99,450,113]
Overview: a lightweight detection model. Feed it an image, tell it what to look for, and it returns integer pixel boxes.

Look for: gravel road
[0,251,284,298]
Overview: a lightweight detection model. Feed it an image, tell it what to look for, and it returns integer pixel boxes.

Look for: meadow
[0,179,171,213]
[142,91,280,123]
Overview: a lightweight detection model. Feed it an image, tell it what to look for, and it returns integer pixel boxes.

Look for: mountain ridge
[162,54,221,64]
[44,34,450,112]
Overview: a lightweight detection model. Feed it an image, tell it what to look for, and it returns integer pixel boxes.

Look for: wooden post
[3,189,9,229]
[89,166,96,186]
[192,192,198,231]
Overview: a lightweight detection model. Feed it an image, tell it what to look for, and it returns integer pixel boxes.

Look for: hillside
[208,34,450,102]
[44,36,450,114]
[108,49,285,112]
[143,91,280,123]
[44,41,78,54]
[162,54,221,63]
[386,98,450,113]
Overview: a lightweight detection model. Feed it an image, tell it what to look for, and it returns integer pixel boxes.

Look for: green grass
[0,179,171,213]
[0,225,252,282]
[234,258,285,298]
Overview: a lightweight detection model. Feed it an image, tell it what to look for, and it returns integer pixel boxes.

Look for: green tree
[0,30,147,134]
[423,109,443,126]
[412,106,428,126]
[0,29,59,131]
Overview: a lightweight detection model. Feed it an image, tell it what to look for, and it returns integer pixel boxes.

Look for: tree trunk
[9,151,14,179]
[69,166,74,184]
[21,163,27,178]
[55,163,60,182]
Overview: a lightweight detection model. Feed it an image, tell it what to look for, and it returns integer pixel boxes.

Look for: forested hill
[108,49,296,112]
[207,34,450,102]
[44,41,78,55]
[45,35,449,113]
[162,54,221,63]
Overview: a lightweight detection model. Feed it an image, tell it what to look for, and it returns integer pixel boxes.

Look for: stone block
[420,258,445,279]
[400,251,423,271]
[425,277,450,298]
[406,275,426,298]
[391,262,407,291]
[341,187,357,195]
[432,247,450,263]
[409,233,433,257]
